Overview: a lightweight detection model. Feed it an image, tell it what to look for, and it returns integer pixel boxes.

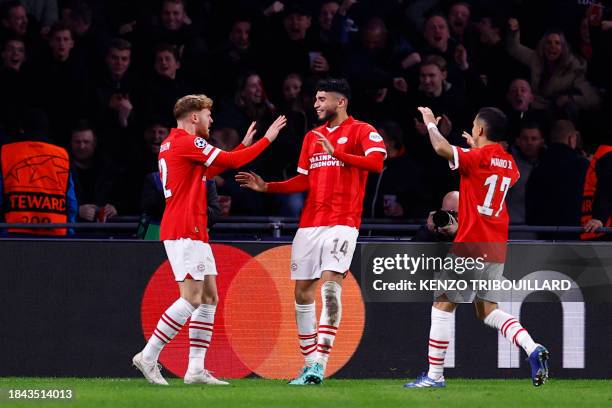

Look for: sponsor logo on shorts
[194,137,208,148]
[291,262,298,272]
[197,263,206,272]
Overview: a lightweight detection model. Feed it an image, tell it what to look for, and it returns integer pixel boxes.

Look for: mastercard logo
[140,244,366,379]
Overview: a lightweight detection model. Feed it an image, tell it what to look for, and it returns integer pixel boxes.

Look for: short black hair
[315,78,351,101]
[476,107,507,142]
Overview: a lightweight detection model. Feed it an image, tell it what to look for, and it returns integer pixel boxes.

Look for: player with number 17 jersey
[449,143,520,243]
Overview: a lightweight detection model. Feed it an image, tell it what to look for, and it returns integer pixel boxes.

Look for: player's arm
[418,106,453,161]
[205,116,287,169]
[206,123,257,177]
[235,172,310,194]
[314,131,385,173]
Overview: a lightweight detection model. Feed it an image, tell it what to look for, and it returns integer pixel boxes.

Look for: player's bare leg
[133,279,203,385]
[477,299,549,386]
[405,295,456,388]
[184,276,228,385]
[305,271,344,384]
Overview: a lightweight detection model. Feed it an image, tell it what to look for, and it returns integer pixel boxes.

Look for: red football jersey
[297,116,387,228]
[450,143,520,244]
[158,128,222,242]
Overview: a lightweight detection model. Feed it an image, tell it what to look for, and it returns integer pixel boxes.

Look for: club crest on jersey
[337,136,348,144]
[369,132,383,142]
[194,137,207,148]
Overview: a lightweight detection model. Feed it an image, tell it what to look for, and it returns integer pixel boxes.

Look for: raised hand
[264,115,287,142]
[235,171,267,192]
[313,131,334,155]
[508,18,519,32]
[417,107,440,128]
[241,121,257,146]
[454,44,469,71]
[462,131,476,148]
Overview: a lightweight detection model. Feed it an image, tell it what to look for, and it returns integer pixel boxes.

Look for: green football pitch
[1,378,611,408]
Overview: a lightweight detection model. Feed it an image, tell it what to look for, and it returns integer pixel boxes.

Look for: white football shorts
[290,225,359,280]
[163,238,218,281]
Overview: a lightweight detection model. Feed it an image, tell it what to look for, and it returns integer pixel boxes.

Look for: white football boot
[184,369,229,385]
[132,352,169,386]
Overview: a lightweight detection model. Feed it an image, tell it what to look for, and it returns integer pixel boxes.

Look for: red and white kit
[159,128,270,281]
[269,116,386,280]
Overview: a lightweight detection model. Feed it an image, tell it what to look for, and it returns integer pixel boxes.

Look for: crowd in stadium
[0,0,610,229]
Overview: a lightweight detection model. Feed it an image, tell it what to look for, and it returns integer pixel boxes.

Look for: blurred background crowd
[0,0,610,230]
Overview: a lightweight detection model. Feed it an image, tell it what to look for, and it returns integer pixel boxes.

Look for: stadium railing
[0,216,610,240]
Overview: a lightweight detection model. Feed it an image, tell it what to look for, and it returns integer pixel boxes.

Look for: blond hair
[173,94,213,120]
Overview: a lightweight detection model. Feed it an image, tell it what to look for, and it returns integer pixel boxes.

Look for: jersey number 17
[477,175,511,217]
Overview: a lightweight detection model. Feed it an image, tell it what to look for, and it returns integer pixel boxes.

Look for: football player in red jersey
[237,79,387,384]
[133,94,286,386]
[404,107,549,389]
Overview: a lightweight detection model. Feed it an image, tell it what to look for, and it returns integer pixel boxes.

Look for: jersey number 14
[477,175,511,217]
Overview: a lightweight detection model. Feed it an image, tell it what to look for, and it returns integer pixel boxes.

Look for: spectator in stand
[280,73,311,132]
[138,43,191,123]
[506,122,545,226]
[506,18,600,116]
[316,0,345,46]
[36,22,89,145]
[22,0,58,35]
[503,78,550,141]
[261,2,333,94]
[276,73,310,163]
[411,55,467,142]
[408,55,466,204]
[215,72,276,137]
[0,36,30,133]
[526,120,588,234]
[93,38,138,162]
[343,16,418,98]
[472,13,529,106]
[364,120,427,219]
[419,14,465,86]
[0,1,43,60]
[447,2,471,43]
[61,0,110,74]
[132,0,207,78]
[210,17,259,97]
[69,121,120,222]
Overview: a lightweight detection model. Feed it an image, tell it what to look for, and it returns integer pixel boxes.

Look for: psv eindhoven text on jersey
[158,128,271,242]
[296,116,387,228]
[450,143,520,244]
